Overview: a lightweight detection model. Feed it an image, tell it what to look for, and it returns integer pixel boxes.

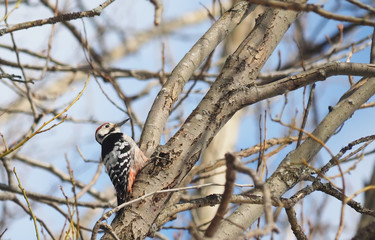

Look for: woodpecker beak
[115,118,130,127]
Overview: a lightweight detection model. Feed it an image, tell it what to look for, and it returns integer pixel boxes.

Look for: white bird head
[95,118,129,144]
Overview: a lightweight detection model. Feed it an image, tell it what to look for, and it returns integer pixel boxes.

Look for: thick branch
[215,76,375,239]
[105,2,306,239]
[139,1,256,157]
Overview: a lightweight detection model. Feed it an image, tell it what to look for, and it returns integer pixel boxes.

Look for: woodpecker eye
[105,124,110,128]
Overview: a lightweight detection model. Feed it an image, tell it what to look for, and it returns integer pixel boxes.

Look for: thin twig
[65,155,81,239]
[232,158,279,237]
[91,182,251,239]
[0,0,116,36]
[13,168,40,240]
[297,84,315,147]
[149,0,163,26]
[0,76,89,158]
[204,153,236,237]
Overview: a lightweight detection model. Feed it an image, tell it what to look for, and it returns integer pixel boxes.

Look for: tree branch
[139,1,256,157]
[246,0,375,26]
[215,76,375,238]
[204,153,236,237]
[0,0,116,36]
[105,2,306,239]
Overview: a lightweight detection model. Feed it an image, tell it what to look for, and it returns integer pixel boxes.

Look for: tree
[1,0,375,239]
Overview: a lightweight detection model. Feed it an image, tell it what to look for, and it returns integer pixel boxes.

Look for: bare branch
[204,153,237,237]
[0,0,116,36]
[139,1,256,157]
[149,0,163,26]
[246,0,375,26]
[285,207,308,240]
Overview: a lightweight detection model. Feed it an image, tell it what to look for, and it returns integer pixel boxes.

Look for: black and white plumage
[95,119,149,205]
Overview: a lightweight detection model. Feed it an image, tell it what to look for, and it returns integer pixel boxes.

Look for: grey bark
[103,1,308,239]
[102,0,375,239]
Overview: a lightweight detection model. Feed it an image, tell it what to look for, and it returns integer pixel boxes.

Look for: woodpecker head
[95,119,129,144]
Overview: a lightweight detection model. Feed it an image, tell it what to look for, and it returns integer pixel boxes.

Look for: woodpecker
[95,119,149,205]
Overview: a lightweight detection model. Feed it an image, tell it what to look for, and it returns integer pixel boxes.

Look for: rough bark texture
[139,1,257,158]
[193,1,262,228]
[103,1,308,239]
[214,77,375,239]
[356,165,375,230]
[193,114,241,228]
[2,1,375,239]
